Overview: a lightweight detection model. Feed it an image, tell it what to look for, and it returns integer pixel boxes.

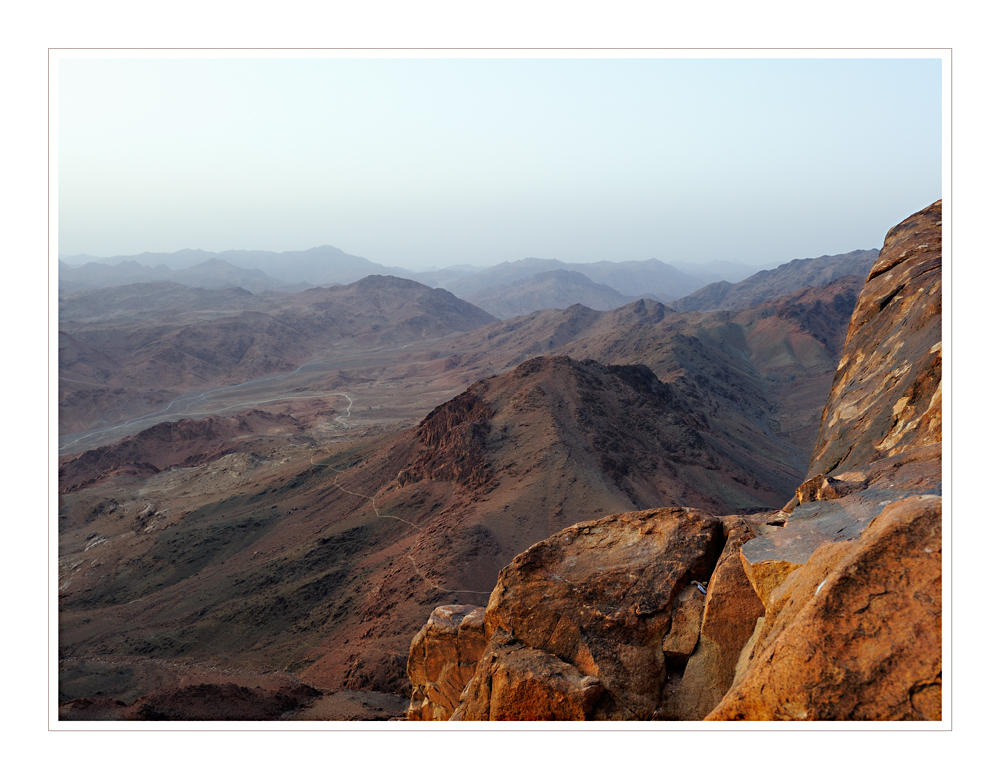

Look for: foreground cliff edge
[407,201,943,721]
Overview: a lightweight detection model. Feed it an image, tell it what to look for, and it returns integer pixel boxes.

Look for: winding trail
[309,447,492,597]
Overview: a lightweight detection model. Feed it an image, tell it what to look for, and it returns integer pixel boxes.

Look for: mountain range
[56,211,933,722]
[404,202,941,722]
[58,275,867,715]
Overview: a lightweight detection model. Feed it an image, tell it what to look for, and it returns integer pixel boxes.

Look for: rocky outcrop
[455,508,724,720]
[709,495,942,720]
[397,390,496,490]
[452,629,604,721]
[406,605,488,721]
[408,202,942,721]
[706,201,943,720]
[659,517,764,719]
[808,201,942,479]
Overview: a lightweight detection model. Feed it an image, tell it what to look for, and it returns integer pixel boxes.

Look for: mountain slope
[671,249,877,312]
[57,275,867,716]
[58,351,811,705]
[426,202,941,723]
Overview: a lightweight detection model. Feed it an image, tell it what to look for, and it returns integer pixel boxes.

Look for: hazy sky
[57,55,943,270]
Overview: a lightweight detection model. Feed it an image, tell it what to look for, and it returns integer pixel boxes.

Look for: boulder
[460,507,724,720]
[406,604,487,721]
[451,629,603,721]
[708,495,942,720]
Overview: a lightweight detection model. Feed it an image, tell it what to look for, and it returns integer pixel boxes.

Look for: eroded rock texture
[660,517,764,719]
[451,629,604,721]
[458,508,723,720]
[406,201,943,721]
[708,201,943,720]
[808,200,942,480]
[710,495,942,720]
[406,605,487,721]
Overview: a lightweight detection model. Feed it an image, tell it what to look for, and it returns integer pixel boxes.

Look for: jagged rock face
[709,495,942,720]
[406,605,487,721]
[457,508,724,720]
[809,200,942,478]
[398,391,496,490]
[408,203,943,722]
[709,201,943,721]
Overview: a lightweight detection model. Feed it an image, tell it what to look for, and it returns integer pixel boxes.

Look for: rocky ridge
[670,248,877,312]
[406,201,943,721]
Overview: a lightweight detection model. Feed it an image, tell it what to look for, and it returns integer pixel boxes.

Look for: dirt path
[310,447,492,597]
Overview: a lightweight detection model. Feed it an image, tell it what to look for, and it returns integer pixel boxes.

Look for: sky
[57,54,943,271]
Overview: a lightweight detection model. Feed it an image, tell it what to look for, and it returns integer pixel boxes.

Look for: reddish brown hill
[414,278,861,487]
[57,272,867,718]
[59,409,306,494]
[59,352,811,705]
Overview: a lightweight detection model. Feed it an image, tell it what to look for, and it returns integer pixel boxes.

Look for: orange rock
[810,200,942,478]
[707,495,942,720]
[661,519,763,720]
[452,629,603,721]
[461,507,724,720]
[707,202,944,721]
[406,604,487,721]
[661,584,705,661]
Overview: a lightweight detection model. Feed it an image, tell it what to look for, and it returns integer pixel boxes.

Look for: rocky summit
[407,201,943,721]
